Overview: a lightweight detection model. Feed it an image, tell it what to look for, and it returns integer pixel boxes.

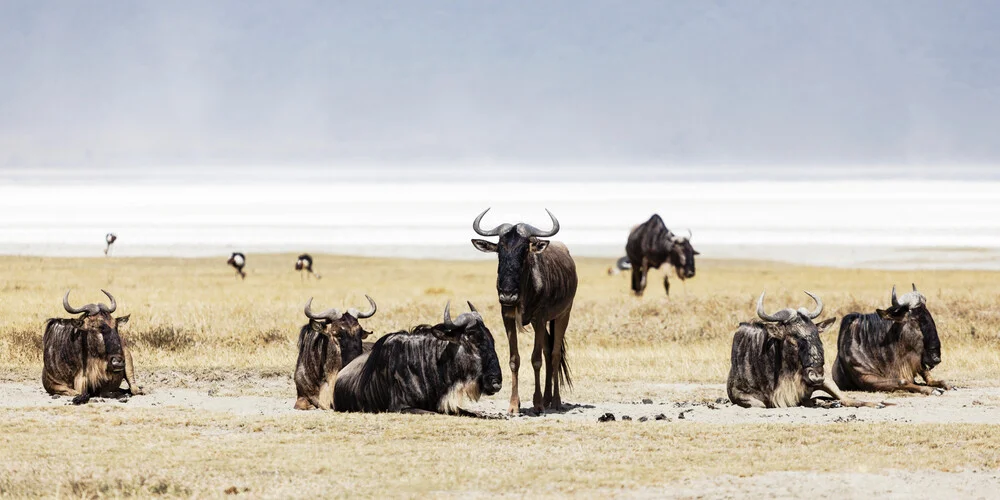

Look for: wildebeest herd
[41,211,950,414]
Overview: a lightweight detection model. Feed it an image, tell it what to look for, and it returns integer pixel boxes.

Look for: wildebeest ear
[71,318,85,329]
[529,239,549,253]
[692,250,701,256]
[764,326,786,340]
[815,317,836,333]
[115,314,130,325]
[431,327,463,344]
[360,329,372,339]
[877,306,907,321]
[471,239,498,253]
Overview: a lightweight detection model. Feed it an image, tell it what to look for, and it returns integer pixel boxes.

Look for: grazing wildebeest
[606,256,632,276]
[104,233,117,256]
[295,253,321,280]
[833,284,951,395]
[727,291,875,408]
[293,295,376,410]
[333,302,502,415]
[227,252,246,279]
[471,208,577,414]
[624,214,699,296]
[42,290,142,405]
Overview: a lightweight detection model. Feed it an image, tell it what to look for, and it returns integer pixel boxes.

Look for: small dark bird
[227,252,246,280]
[104,233,117,256]
[295,253,321,280]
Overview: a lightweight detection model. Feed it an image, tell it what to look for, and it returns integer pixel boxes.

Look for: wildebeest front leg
[921,371,953,390]
[400,407,438,415]
[630,263,647,296]
[858,373,939,395]
[530,319,547,412]
[503,314,521,414]
[122,346,143,395]
[662,275,670,296]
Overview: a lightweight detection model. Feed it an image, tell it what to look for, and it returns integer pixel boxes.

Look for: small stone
[654,413,669,421]
[641,398,653,404]
[597,413,616,423]
[678,409,694,419]
[715,397,728,405]
[621,415,632,421]
[638,416,649,422]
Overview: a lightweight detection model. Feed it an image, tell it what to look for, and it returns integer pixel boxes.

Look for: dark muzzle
[922,354,941,371]
[497,292,519,306]
[482,377,502,396]
[804,368,824,386]
[108,355,126,372]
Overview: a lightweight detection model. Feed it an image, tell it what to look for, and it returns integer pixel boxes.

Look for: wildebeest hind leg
[630,266,646,296]
[400,407,438,415]
[663,275,670,296]
[503,315,521,414]
[530,320,547,412]
[859,374,938,395]
[294,396,315,410]
[549,311,571,409]
[122,346,143,395]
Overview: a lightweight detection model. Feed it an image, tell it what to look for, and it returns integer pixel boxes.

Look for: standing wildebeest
[293,295,376,410]
[295,253,322,280]
[227,252,246,279]
[43,290,142,405]
[333,302,502,415]
[833,284,951,395]
[624,214,699,296]
[104,233,117,256]
[471,208,577,414]
[728,291,874,408]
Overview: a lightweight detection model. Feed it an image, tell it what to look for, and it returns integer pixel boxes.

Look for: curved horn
[304,298,342,321]
[756,291,783,322]
[63,290,93,315]
[99,289,117,313]
[472,208,511,237]
[522,209,560,238]
[912,283,918,292]
[687,229,693,240]
[466,301,478,314]
[891,285,899,308]
[803,291,823,319]
[354,295,377,319]
[443,301,453,325]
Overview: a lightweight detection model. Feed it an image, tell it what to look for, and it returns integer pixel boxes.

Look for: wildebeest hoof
[830,401,842,409]
[71,394,90,405]
[597,412,616,422]
[932,388,945,396]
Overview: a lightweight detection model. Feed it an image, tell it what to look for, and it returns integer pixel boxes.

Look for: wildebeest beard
[98,322,126,372]
[913,308,941,369]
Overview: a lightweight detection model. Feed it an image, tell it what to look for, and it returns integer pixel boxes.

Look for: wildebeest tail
[546,321,573,389]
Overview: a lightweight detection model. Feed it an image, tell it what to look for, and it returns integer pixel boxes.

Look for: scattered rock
[715,397,728,405]
[641,398,653,404]
[638,416,649,422]
[621,415,632,421]
[678,409,694,419]
[224,486,239,495]
[597,412,616,423]
[707,402,719,410]
[654,413,670,421]
[834,414,859,423]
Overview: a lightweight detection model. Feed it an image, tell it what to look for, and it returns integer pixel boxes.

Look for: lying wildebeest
[227,252,246,279]
[727,291,875,408]
[624,214,698,296]
[471,208,577,413]
[295,253,321,280]
[833,284,951,395]
[294,295,376,410]
[606,256,632,276]
[104,233,117,256]
[333,302,502,415]
[43,290,142,405]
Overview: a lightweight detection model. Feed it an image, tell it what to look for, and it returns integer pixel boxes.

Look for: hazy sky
[2,1,999,169]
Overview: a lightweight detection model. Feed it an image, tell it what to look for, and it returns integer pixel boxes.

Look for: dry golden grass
[1,253,999,388]
[2,254,1000,498]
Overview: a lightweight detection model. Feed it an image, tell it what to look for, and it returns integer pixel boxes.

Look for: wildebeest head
[439,301,503,395]
[669,230,699,280]
[63,290,130,373]
[877,284,941,371]
[304,295,376,363]
[471,208,560,307]
[756,291,836,387]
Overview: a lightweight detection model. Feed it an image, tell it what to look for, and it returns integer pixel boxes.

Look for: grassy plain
[1,253,999,497]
